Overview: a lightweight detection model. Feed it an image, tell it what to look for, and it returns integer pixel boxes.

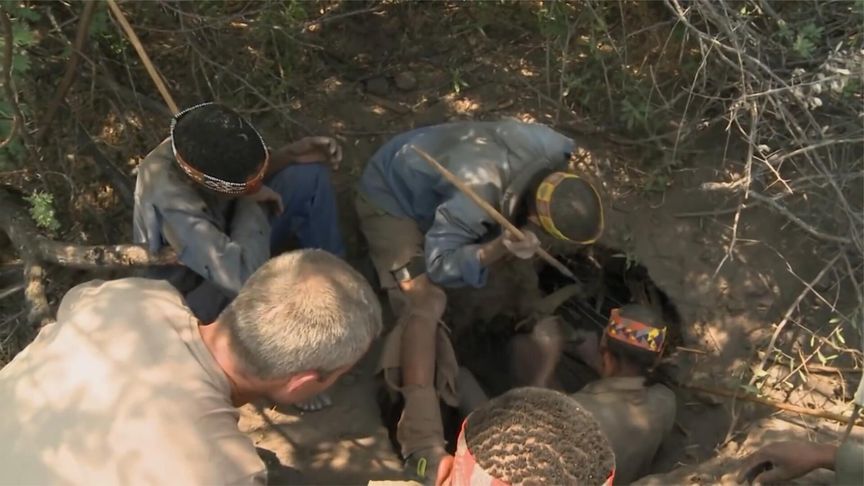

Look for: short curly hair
[466,387,615,485]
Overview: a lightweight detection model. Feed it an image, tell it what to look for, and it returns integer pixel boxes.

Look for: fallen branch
[684,383,864,427]
[0,187,176,269]
[0,187,176,325]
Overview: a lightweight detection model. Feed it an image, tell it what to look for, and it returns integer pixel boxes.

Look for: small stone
[394,71,417,91]
[365,77,389,96]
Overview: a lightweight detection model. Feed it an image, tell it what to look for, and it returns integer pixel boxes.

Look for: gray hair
[219,249,382,379]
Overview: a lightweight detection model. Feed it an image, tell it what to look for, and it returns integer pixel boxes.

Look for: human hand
[246,185,283,215]
[283,136,343,169]
[501,229,541,259]
[736,440,836,485]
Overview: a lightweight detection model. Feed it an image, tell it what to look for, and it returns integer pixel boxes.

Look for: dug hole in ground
[239,92,862,486]
[0,2,860,485]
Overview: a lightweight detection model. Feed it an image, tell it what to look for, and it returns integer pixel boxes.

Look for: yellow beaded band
[535,172,604,244]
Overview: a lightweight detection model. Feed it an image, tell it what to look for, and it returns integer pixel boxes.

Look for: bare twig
[0,6,31,148]
[685,383,864,426]
[105,0,179,113]
[751,253,843,386]
[0,282,23,301]
[749,191,853,245]
[38,0,97,141]
[714,102,758,277]
[674,202,758,218]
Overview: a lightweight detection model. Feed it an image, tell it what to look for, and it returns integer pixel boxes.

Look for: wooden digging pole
[410,145,579,282]
[105,0,179,114]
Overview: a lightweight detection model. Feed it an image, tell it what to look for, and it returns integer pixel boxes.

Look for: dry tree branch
[751,253,843,386]
[38,0,97,141]
[0,188,177,270]
[685,383,864,426]
[0,187,177,326]
[714,102,759,276]
[748,191,853,245]
[105,0,179,113]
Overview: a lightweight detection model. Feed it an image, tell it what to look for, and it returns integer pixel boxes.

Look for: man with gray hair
[0,249,381,485]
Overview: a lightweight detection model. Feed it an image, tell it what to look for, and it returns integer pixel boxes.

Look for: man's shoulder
[59,278,186,321]
[65,277,181,301]
[139,138,175,173]
[137,139,203,207]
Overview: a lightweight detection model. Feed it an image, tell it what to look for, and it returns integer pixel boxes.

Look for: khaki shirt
[571,377,676,485]
[0,278,266,485]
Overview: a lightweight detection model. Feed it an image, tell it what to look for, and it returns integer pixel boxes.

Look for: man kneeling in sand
[0,249,382,485]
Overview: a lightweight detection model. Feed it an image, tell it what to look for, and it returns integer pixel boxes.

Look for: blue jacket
[358,120,573,288]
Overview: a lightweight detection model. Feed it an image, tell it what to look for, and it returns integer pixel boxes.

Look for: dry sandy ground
[239,343,405,485]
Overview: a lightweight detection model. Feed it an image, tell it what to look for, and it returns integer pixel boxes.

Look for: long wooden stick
[105,0,179,114]
[684,384,864,427]
[410,145,578,282]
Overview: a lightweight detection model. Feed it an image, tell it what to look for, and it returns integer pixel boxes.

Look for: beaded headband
[535,172,604,244]
[169,102,269,195]
[606,308,667,354]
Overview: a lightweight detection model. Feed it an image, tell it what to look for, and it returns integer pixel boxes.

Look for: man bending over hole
[356,119,604,482]
[0,250,382,485]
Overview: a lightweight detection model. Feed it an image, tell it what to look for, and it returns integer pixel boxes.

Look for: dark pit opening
[452,244,683,402]
[541,245,682,343]
[379,245,684,455]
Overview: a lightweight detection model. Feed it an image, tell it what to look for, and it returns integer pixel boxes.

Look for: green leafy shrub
[25,191,61,233]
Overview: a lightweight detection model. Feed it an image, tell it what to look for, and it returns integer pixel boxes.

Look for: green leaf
[11,24,35,47]
[793,35,815,57]
[829,317,841,324]
[11,7,41,22]
[11,53,30,74]
[837,331,846,344]
[25,191,61,233]
[89,9,109,37]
